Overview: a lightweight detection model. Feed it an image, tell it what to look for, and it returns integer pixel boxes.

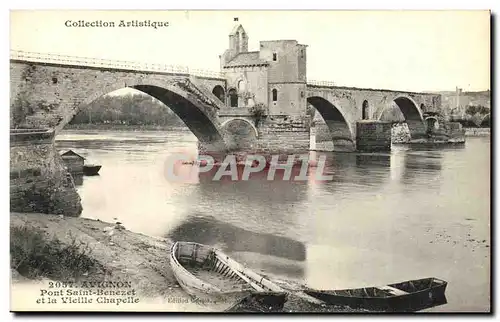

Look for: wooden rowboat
[304,277,447,312]
[83,164,101,176]
[169,241,288,312]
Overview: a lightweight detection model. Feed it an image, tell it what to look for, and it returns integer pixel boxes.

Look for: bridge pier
[10,129,82,217]
[218,115,311,156]
[356,120,392,152]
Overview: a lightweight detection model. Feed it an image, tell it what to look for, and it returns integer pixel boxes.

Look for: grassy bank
[11,225,107,281]
[10,213,184,299]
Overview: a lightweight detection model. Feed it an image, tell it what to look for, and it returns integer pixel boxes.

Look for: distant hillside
[434,90,491,114]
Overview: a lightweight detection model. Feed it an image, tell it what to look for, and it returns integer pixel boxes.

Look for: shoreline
[10,212,358,313]
[63,124,491,137]
[62,124,190,132]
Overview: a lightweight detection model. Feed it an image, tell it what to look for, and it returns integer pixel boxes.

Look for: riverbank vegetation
[64,123,190,131]
[69,93,186,127]
[450,105,490,128]
[11,225,106,281]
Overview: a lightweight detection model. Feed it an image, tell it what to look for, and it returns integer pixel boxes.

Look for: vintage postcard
[9,10,490,313]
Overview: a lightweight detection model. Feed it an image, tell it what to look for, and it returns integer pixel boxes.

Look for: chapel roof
[223,51,269,68]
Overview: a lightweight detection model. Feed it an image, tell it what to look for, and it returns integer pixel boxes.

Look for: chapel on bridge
[218,19,308,117]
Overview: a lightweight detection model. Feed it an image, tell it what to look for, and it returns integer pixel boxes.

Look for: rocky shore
[10,212,359,313]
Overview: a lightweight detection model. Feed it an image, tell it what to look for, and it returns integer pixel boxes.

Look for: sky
[10,10,490,92]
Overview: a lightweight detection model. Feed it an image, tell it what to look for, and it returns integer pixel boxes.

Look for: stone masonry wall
[218,115,311,155]
[356,121,392,152]
[255,115,311,154]
[10,130,82,216]
[311,124,334,152]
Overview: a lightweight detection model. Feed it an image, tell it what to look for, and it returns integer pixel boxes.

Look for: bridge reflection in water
[168,214,307,279]
[168,150,445,281]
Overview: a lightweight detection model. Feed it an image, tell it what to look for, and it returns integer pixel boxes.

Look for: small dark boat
[304,277,447,312]
[83,164,101,176]
[170,241,288,312]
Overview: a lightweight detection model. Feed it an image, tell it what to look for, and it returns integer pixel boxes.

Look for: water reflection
[401,152,443,186]
[311,152,391,190]
[168,214,306,278]
[192,164,310,237]
[353,154,391,187]
[355,154,391,168]
[168,214,306,261]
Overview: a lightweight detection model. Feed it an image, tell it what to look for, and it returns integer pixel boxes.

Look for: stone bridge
[11,51,444,154]
[307,83,441,151]
[10,51,228,152]
[10,50,448,217]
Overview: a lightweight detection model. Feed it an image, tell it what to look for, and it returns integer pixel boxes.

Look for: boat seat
[376,286,409,296]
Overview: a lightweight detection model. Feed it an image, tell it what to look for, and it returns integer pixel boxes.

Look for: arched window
[272,53,277,61]
[362,100,369,120]
[228,89,238,107]
[272,89,278,102]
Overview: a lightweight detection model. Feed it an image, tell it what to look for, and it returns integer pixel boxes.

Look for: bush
[11,225,106,281]
[248,103,268,126]
[465,105,490,117]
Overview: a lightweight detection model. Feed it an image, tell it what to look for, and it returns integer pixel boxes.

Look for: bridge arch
[424,116,439,131]
[221,118,259,138]
[62,80,227,151]
[307,95,355,151]
[220,118,258,151]
[377,95,425,139]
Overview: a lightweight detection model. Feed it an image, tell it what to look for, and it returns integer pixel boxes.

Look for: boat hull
[226,292,288,312]
[83,165,101,176]
[304,278,447,312]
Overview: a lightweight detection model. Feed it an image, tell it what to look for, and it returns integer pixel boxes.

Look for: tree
[69,93,185,127]
[248,103,268,127]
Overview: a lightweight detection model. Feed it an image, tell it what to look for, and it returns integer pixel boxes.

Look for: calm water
[56,130,491,312]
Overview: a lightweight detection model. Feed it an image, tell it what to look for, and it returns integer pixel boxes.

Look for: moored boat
[83,164,101,176]
[169,241,288,312]
[303,277,447,312]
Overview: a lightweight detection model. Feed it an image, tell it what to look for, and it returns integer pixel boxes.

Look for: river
[55,130,490,312]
